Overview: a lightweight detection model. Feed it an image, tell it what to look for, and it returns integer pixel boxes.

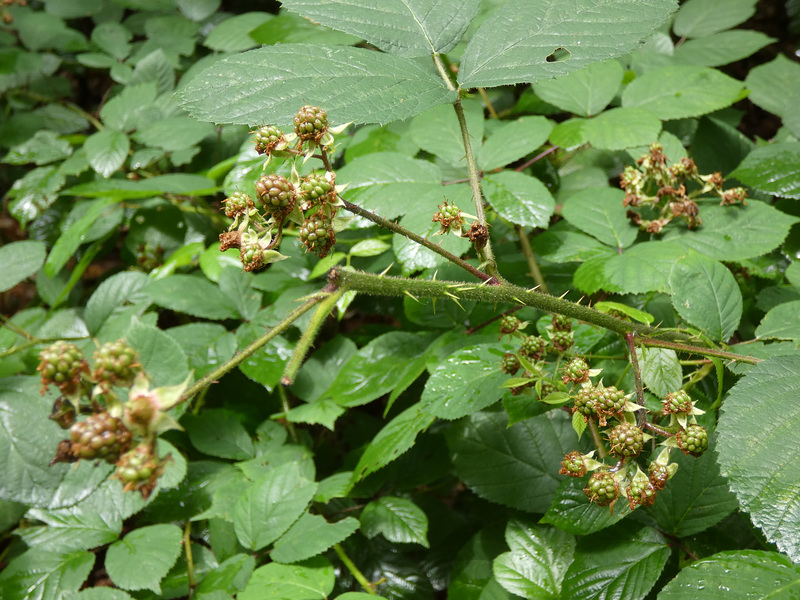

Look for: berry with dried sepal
[294,105,329,143]
[49,396,76,429]
[607,422,645,457]
[299,213,335,257]
[552,314,571,331]
[519,335,545,360]
[649,447,678,490]
[625,470,658,510]
[299,172,335,210]
[538,380,557,399]
[572,387,599,420]
[432,200,463,233]
[113,443,166,499]
[240,240,265,272]
[562,357,590,384]
[551,330,573,353]
[676,424,708,457]
[68,412,132,463]
[93,340,140,389]
[499,315,521,335]
[223,192,255,219]
[594,385,629,425]
[253,125,286,155]
[663,390,693,415]
[584,472,619,507]
[500,352,521,375]
[38,341,89,396]
[255,173,297,221]
[559,451,587,478]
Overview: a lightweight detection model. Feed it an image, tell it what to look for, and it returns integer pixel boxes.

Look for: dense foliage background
[1,0,800,599]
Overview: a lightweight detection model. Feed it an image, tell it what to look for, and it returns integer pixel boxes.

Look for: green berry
[299,173,334,209]
[551,330,573,353]
[584,472,619,507]
[662,390,692,415]
[676,424,708,457]
[499,315,521,335]
[572,387,598,420]
[432,201,463,232]
[93,340,140,389]
[254,173,296,220]
[239,241,264,272]
[552,314,571,331]
[648,461,670,490]
[68,412,132,463]
[299,213,335,257]
[606,423,644,457]
[500,352,520,375]
[559,451,587,478]
[519,335,545,360]
[626,478,657,509]
[38,341,88,395]
[223,191,254,219]
[562,357,589,384]
[594,386,628,425]
[294,105,328,143]
[253,125,285,155]
[113,443,164,499]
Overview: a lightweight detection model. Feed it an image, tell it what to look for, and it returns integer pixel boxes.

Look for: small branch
[334,543,377,595]
[587,420,607,459]
[180,294,325,402]
[184,521,196,594]
[626,333,647,427]
[432,53,457,92]
[478,88,499,119]
[515,145,559,172]
[281,285,346,386]
[278,386,299,443]
[644,422,673,438]
[635,337,760,364]
[515,224,548,293]
[340,198,493,283]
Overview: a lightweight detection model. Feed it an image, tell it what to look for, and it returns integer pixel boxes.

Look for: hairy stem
[433,53,456,92]
[334,543,377,595]
[587,420,607,459]
[515,224,548,293]
[636,337,759,364]
[340,198,494,283]
[278,386,299,443]
[626,333,647,427]
[184,521,196,593]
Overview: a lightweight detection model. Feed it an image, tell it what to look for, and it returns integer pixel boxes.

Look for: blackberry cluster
[584,472,619,507]
[500,352,521,375]
[299,213,335,257]
[255,173,297,221]
[499,315,521,335]
[676,424,708,457]
[253,124,285,155]
[294,105,329,143]
[38,341,89,396]
[519,335,545,360]
[607,423,644,457]
[68,412,132,463]
[113,443,166,499]
[562,357,589,384]
[93,340,140,389]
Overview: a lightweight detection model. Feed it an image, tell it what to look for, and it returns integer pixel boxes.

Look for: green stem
[334,543,377,595]
[587,419,607,459]
[180,294,325,402]
[278,386,299,442]
[183,521,196,594]
[340,198,493,283]
[330,267,758,363]
[281,285,346,387]
[432,53,456,92]
[515,224,548,293]
[626,333,647,427]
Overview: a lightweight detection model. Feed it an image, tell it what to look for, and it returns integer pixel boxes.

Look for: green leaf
[669,253,742,341]
[534,227,615,263]
[91,22,132,60]
[186,409,255,460]
[177,0,220,21]
[447,410,577,513]
[325,331,433,408]
[594,301,654,325]
[45,198,118,277]
[636,347,682,398]
[8,165,65,227]
[167,323,237,380]
[351,404,436,484]
[233,462,317,551]
[483,171,556,229]
[144,274,238,320]
[203,12,272,52]
[99,83,158,132]
[21,505,120,553]
[478,116,553,171]
[672,30,776,67]
[744,55,800,127]
[349,239,391,258]
[125,319,190,387]
[0,550,94,600]
[84,129,129,178]
[493,519,575,600]
[421,343,512,420]
[622,65,745,120]
[129,48,174,94]
[458,0,678,88]
[755,300,800,341]
[239,556,334,600]
[541,478,632,536]
[237,330,294,392]
[281,0,480,57]
[532,59,624,117]
[646,445,738,537]
[195,554,254,596]
[361,496,429,547]
[673,0,757,38]
[271,513,359,564]
[66,589,135,600]
[561,525,669,600]
[662,202,799,261]
[84,271,148,336]
[586,107,663,152]
[105,524,183,593]
[409,99,484,169]
[561,188,637,249]
[134,116,215,152]
[0,240,46,293]
[64,174,217,198]
[3,129,72,165]
[450,527,517,600]
[730,143,800,200]
[179,44,456,127]
[717,355,800,561]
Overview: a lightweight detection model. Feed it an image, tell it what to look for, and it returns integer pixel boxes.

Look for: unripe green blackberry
[299,173,334,209]
[253,125,285,155]
[607,422,644,457]
[254,173,296,220]
[223,191,255,219]
[519,335,545,361]
[299,213,335,257]
[38,341,89,396]
[676,424,708,457]
[551,330,573,353]
[584,472,619,507]
[559,451,587,478]
[562,357,589,384]
[662,390,692,415]
[500,352,521,375]
[69,412,132,463]
[649,461,670,490]
[113,443,164,499]
[539,380,557,398]
[240,241,264,272]
[626,478,657,510]
[499,315,521,335]
[552,314,571,331]
[594,385,628,425]
[432,201,463,233]
[92,340,140,389]
[572,387,598,420]
[294,105,328,143]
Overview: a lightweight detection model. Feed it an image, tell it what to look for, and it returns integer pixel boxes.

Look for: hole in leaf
[546,47,571,63]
